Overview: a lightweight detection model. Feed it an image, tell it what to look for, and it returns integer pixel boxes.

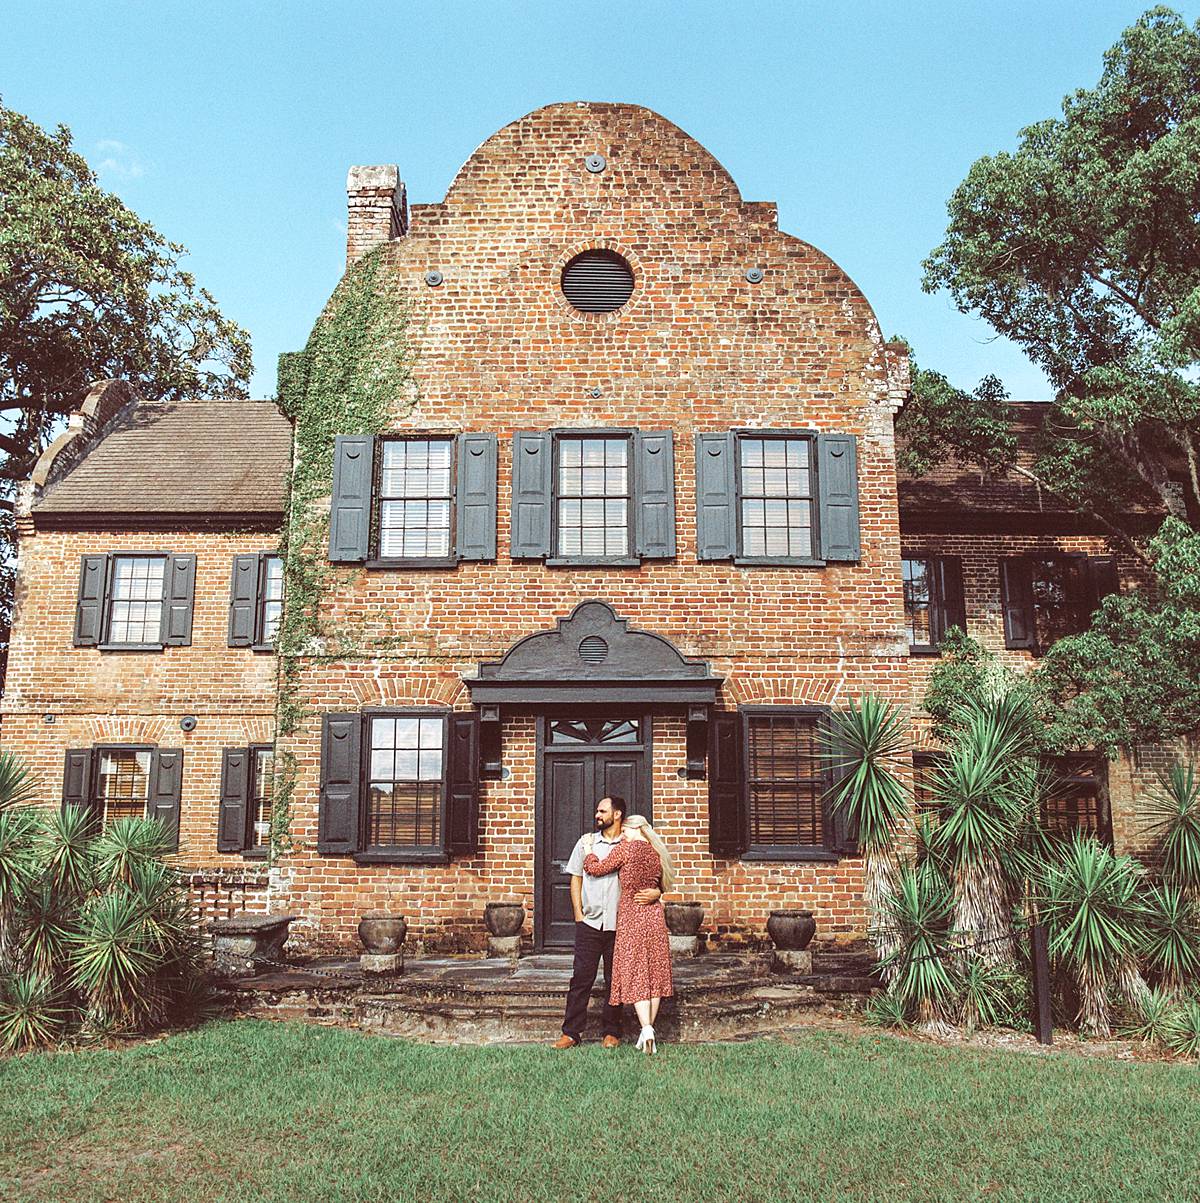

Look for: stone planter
[358,912,407,976]
[209,913,299,978]
[484,902,525,959]
[767,909,816,974]
[664,901,704,958]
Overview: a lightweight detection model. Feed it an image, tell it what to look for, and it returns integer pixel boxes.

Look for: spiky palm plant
[865,990,908,1029]
[0,806,42,973]
[0,752,37,811]
[1039,834,1146,1038]
[1164,998,1200,1059]
[958,957,1028,1034]
[92,817,173,889]
[39,806,96,899]
[1139,883,1200,996]
[70,890,160,1030]
[0,971,64,1052]
[824,694,910,973]
[1144,762,1200,894]
[1121,986,1179,1047]
[19,882,73,981]
[880,859,958,1035]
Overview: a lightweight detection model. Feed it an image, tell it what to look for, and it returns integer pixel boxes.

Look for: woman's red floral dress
[583,838,674,1005]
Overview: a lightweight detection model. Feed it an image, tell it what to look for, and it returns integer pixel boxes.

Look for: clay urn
[664,901,704,937]
[484,902,525,938]
[357,912,408,955]
[767,909,816,951]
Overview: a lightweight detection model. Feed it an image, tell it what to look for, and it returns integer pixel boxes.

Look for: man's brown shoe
[601,1035,621,1049]
[553,1035,579,1049]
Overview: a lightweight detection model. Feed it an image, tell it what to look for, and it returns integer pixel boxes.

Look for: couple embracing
[554,795,675,1055]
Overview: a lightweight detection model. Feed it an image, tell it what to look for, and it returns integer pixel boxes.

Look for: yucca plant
[1140,882,1200,996]
[880,859,958,1035]
[0,752,37,811]
[0,806,42,973]
[1120,986,1179,1047]
[1144,761,1200,893]
[824,694,910,973]
[39,806,96,900]
[1163,997,1200,1059]
[93,817,173,889]
[958,956,1028,1034]
[1039,834,1146,1037]
[0,971,64,1052]
[71,889,161,1030]
[19,882,74,981]
[865,990,908,1029]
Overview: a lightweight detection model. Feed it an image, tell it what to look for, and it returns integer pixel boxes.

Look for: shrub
[1163,998,1200,1059]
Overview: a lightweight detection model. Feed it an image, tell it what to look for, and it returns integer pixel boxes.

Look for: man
[554,795,662,1048]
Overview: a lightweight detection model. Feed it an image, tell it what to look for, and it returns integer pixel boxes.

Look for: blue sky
[4,1,1193,399]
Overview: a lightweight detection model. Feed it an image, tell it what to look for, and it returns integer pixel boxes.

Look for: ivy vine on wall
[269,248,417,859]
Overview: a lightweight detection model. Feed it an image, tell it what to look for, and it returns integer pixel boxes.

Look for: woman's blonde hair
[623,814,676,892]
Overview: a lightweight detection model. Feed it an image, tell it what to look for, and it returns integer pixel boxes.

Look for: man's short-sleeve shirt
[565,831,622,930]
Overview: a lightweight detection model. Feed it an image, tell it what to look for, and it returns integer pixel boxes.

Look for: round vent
[578,635,609,664]
[561,250,634,314]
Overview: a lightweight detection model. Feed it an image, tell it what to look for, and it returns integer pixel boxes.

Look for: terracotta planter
[484,902,525,938]
[767,909,816,951]
[664,901,704,937]
[358,913,408,955]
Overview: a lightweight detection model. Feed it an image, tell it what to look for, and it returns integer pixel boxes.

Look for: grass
[1,1021,1198,1202]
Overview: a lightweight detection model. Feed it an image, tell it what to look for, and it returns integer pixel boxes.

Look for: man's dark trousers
[562,921,623,1042]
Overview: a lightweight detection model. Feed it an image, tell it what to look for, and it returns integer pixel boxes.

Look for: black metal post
[1030,922,1053,1045]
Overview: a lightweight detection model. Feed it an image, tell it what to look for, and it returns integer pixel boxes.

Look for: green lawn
[1,1021,1197,1203]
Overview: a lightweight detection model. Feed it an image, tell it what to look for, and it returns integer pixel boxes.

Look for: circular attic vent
[561,250,634,314]
[578,635,610,664]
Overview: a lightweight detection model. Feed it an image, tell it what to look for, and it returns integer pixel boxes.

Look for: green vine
[268,248,417,861]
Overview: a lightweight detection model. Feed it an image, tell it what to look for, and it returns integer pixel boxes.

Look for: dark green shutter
[318,713,361,854]
[228,555,259,647]
[1087,556,1120,613]
[695,433,735,560]
[62,748,93,817]
[933,555,966,640]
[1000,558,1036,649]
[73,556,108,646]
[708,711,747,856]
[456,433,498,561]
[148,748,184,851]
[329,435,375,563]
[817,434,861,562]
[162,555,196,646]
[446,712,480,856]
[634,430,676,559]
[218,748,250,852]
[511,432,552,559]
[826,714,860,855]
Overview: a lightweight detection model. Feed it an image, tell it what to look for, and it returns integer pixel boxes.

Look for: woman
[583,814,675,1054]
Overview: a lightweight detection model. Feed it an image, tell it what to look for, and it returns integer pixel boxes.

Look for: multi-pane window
[912,752,942,816]
[367,715,445,850]
[738,437,814,560]
[95,748,152,826]
[377,438,454,560]
[903,559,933,646]
[555,436,630,558]
[745,711,825,850]
[1001,554,1118,654]
[1042,755,1111,845]
[249,748,275,850]
[260,556,284,644]
[901,555,965,652]
[108,556,166,645]
[1030,558,1090,649]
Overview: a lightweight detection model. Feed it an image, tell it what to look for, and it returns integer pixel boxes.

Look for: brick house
[1,103,1159,953]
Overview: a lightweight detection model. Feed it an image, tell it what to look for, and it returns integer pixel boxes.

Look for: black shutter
[1087,556,1120,613]
[228,555,260,647]
[162,555,196,647]
[695,433,736,560]
[456,433,498,561]
[634,430,676,559]
[73,555,108,646]
[932,555,966,641]
[708,711,748,856]
[826,718,860,855]
[218,747,251,852]
[318,713,361,854]
[511,432,552,559]
[1000,558,1037,649]
[817,434,861,562]
[62,748,93,817]
[148,748,184,852]
[329,435,375,563]
[446,712,480,856]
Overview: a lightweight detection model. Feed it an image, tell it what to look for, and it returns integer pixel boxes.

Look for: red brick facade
[1,103,1163,955]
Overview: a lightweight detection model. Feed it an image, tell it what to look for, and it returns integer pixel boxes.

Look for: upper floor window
[902,555,965,654]
[229,553,284,650]
[511,430,675,566]
[1000,554,1118,655]
[329,433,497,566]
[62,744,183,849]
[74,553,195,651]
[738,437,813,560]
[218,744,275,855]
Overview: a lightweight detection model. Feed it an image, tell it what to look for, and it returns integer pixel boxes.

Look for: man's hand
[632,886,662,906]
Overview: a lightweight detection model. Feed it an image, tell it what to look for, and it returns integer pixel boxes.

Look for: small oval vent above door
[578,635,610,664]
[561,250,634,314]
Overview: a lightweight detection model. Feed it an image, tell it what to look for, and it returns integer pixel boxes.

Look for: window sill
[733,557,826,569]
[365,557,459,570]
[240,848,269,861]
[740,847,841,863]
[250,643,277,654]
[97,643,165,653]
[545,557,641,569]
[353,849,450,866]
[908,644,941,658]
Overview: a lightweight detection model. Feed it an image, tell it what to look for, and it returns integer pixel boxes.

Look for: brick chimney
[345,165,408,264]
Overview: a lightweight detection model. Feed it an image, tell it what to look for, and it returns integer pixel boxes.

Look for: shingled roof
[32,397,292,528]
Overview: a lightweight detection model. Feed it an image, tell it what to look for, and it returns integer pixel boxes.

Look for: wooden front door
[536,715,651,951]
